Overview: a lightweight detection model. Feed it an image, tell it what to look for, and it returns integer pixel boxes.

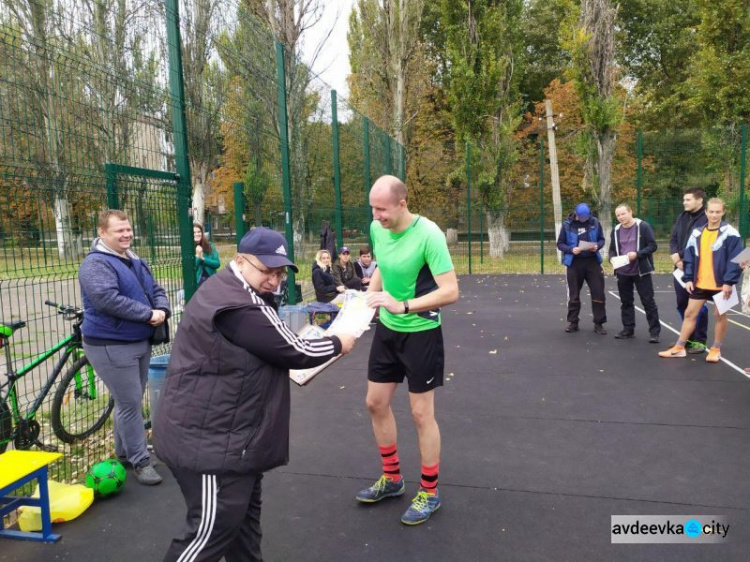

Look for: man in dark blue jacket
[669,187,709,353]
[79,209,171,485]
[608,204,661,342]
[557,203,607,334]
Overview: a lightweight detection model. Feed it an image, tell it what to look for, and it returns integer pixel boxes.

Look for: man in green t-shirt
[355,175,459,526]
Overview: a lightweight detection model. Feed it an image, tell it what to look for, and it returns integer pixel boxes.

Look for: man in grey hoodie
[78,209,170,485]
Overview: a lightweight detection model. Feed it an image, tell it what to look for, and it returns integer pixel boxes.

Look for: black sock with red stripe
[420,463,439,494]
[379,444,401,482]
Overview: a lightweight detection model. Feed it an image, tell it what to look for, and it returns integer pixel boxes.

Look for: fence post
[636,131,643,217]
[540,137,545,275]
[233,181,246,246]
[363,117,372,237]
[165,0,197,302]
[466,141,472,275]
[275,41,298,304]
[105,163,119,209]
[740,124,748,244]
[400,143,406,181]
[385,133,393,176]
[479,202,484,265]
[331,90,344,249]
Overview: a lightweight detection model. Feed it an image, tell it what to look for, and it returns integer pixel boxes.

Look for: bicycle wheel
[0,400,11,453]
[51,356,114,444]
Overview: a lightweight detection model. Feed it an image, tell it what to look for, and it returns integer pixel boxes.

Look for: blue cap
[575,203,591,220]
[340,246,350,254]
[238,228,299,272]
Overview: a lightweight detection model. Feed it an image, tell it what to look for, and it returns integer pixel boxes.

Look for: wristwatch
[403,300,410,314]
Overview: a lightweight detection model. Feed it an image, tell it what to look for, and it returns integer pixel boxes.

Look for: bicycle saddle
[0,320,27,336]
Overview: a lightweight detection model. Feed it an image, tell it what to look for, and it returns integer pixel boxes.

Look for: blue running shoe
[400,489,441,525]
[356,476,405,503]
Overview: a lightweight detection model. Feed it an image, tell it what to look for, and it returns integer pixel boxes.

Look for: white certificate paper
[712,286,739,316]
[672,268,686,288]
[729,247,750,264]
[577,240,598,251]
[610,255,630,270]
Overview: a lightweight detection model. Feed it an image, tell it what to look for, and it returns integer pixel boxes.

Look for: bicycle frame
[2,333,87,427]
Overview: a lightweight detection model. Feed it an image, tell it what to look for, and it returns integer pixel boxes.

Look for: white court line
[607,290,750,380]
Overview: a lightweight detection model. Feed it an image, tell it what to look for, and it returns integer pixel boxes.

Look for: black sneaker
[686,342,706,354]
[594,324,607,335]
[565,322,579,333]
[614,330,634,339]
[649,335,660,344]
[134,460,163,485]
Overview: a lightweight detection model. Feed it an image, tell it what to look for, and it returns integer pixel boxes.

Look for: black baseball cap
[238,228,298,272]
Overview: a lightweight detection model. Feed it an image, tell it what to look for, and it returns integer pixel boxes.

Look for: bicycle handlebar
[45,300,83,319]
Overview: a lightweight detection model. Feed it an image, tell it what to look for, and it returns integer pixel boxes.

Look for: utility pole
[544,100,563,262]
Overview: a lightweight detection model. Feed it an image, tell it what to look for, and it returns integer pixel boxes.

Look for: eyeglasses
[243,257,288,281]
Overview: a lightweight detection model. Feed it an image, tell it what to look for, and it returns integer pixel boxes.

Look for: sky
[299,0,356,99]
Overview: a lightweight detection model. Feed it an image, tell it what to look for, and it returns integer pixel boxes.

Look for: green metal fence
[0,0,403,486]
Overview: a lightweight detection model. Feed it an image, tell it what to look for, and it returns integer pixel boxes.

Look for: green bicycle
[0,300,114,453]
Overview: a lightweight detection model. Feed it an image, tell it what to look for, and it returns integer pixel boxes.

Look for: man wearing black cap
[557,203,607,334]
[154,227,356,562]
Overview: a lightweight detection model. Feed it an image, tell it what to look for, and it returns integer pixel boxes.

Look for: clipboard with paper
[289,291,375,386]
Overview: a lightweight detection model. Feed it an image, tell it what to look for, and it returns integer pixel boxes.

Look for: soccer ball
[85,459,126,498]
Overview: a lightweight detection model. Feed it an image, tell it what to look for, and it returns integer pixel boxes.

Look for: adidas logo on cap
[275,245,287,256]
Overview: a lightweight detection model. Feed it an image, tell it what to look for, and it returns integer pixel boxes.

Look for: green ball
[85,459,127,498]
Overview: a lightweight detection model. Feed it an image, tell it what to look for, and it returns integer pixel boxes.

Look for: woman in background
[312,249,342,303]
[194,223,220,287]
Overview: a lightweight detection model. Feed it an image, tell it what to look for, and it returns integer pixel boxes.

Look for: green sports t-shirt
[370,215,454,332]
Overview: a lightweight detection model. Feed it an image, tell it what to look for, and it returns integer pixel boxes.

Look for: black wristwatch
[403,300,410,314]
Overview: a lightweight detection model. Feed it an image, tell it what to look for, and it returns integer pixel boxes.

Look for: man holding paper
[154,228,356,562]
[557,203,607,334]
[357,175,459,526]
[608,204,661,342]
[659,198,742,363]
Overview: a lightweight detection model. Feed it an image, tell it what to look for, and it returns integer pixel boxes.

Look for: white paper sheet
[712,285,739,316]
[577,240,598,251]
[729,247,750,265]
[289,291,376,386]
[610,255,630,270]
[672,268,686,288]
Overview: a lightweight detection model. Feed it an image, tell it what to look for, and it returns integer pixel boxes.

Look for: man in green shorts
[356,175,459,525]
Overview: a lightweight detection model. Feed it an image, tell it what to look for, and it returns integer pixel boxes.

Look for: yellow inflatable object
[17,480,94,532]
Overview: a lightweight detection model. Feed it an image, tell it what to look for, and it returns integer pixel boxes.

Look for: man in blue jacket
[659,198,742,363]
[608,204,661,342]
[79,209,171,485]
[557,203,607,334]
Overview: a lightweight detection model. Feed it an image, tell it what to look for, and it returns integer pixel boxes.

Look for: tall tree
[180,0,223,227]
[617,0,701,128]
[519,0,570,109]
[442,0,525,257]
[685,0,750,216]
[566,0,620,240]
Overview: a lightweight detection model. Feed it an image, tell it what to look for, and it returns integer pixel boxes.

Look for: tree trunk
[192,161,209,226]
[596,131,615,257]
[487,210,510,258]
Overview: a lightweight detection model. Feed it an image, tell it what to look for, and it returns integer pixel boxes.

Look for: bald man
[357,175,459,525]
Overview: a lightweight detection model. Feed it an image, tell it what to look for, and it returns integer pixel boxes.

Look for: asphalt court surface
[3,274,748,561]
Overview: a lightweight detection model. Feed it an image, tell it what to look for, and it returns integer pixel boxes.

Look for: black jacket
[670,207,708,260]
[608,219,658,276]
[312,263,337,302]
[153,265,341,475]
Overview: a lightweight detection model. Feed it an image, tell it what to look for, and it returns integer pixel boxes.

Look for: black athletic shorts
[367,322,445,394]
[690,287,722,300]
